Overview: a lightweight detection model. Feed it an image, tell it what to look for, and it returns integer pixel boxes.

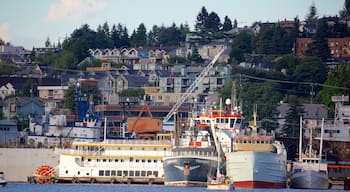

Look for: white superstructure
[54,134,172,184]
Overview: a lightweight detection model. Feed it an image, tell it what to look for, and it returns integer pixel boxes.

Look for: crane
[163,48,225,123]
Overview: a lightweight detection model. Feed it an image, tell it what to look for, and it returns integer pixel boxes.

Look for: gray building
[0,120,19,145]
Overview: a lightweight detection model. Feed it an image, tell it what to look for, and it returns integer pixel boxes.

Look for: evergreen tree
[340,0,350,17]
[306,21,330,61]
[130,23,147,47]
[205,12,222,32]
[222,16,232,31]
[188,47,204,64]
[282,95,304,138]
[111,24,121,48]
[195,6,209,33]
[229,32,252,63]
[45,37,51,48]
[148,25,161,46]
[306,2,317,21]
[233,19,238,28]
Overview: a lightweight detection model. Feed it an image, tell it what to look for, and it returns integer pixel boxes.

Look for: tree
[255,26,274,54]
[281,95,304,137]
[188,47,204,64]
[229,31,253,63]
[305,21,330,61]
[148,25,161,46]
[339,0,350,17]
[306,2,317,21]
[315,73,342,108]
[195,6,209,33]
[233,19,238,28]
[45,37,51,48]
[205,12,222,32]
[119,88,145,98]
[130,23,147,47]
[274,55,299,75]
[222,16,232,32]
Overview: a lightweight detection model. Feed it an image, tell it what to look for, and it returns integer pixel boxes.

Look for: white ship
[226,109,287,188]
[27,114,101,148]
[32,133,172,184]
[290,118,330,189]
[0,172,7,187]
[26,83,102,148]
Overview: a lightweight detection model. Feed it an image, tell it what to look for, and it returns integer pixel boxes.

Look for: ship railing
[103,139,172,145]
[170,149,217,157]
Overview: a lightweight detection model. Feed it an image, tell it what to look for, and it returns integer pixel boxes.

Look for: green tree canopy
[130,23,147,47]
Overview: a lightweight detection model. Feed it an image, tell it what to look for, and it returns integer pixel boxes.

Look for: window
[129,171,134,176]
[141,171,146,176]
[105,170,110,176]
[135,171,140,176]
[123,171,128,177]
[99,170,104,176]
[153,171,158,177]
[117,171,122,176]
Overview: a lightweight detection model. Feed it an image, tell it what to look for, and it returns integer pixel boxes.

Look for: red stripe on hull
[234,180,285,188]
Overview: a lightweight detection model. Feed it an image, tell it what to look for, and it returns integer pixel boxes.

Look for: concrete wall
[0,148,59,182]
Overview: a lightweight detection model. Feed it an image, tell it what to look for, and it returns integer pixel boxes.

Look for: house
[197,43,230,63]
[37,85,68,100]
[0,77,61,96]
[115,74,149,93]
[0,82,15,99]
[296,37,350,59]
[276,103,328,133]
[2,97,45,122]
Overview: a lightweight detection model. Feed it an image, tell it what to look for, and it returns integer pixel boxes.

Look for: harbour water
[0,183,343,192]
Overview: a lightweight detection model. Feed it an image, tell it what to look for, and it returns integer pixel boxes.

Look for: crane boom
[163,48,225,122]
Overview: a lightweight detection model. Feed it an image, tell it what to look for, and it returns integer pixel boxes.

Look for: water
[0,183,342,192]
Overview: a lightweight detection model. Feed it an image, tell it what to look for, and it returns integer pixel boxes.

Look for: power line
[236,74,350,91]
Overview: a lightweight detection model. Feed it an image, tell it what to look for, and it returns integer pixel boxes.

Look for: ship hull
[226,151,286,188]
[290,170,329,189]
[163,156,217,187]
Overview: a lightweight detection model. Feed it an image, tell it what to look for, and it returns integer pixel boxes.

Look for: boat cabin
[233,135,276,152]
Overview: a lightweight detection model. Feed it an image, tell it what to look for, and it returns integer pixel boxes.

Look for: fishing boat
[0,172,7,187]
[225,108,287,188]
[163,113,218,187]
[32,133,172,184]
[207,113,234,191]
[289,118,330,189]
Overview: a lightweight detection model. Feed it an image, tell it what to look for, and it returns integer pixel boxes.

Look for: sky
[0,0,346,49]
